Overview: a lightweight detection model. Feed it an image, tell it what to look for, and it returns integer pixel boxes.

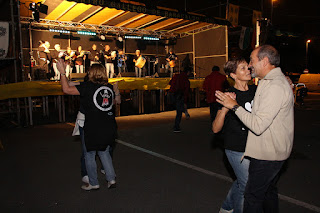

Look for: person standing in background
[103,45,115,78]
[203,66,227,123]
[169,67,191,133]
[75,45,85,74]
[37,40,51,80]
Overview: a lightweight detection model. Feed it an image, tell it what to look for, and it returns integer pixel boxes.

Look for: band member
[103,45,115,78]
[65,47,75,78]
[89,44,100,65]
[75,45,85,74]
[117,49,127,76]
[133,50,146,78]
[51,44,64,80]
[37,40,51,80]
[166,49,177,78]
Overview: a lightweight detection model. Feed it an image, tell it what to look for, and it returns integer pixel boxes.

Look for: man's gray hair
[257,45,280,67]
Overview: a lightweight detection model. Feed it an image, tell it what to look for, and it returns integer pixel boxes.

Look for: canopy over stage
[19,0,229,78]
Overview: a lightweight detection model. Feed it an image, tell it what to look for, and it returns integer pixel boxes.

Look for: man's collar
[263,67,282,80]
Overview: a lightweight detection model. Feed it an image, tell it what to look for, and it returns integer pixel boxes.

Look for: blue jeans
[81,133,116,186]
[244,158,284,213]
[222,150,250,213]
[79,127,87,177]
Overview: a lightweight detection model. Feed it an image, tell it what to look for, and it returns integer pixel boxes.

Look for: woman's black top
[223,84,257,152]
[76,81,117,151]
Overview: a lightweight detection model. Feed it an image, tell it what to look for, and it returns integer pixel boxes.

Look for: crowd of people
[56,44,294,213]
[35,41,181,80]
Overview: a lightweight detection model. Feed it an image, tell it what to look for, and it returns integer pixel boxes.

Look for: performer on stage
[75,45,85,74]
[117,49,127,76]
[37,40,51,80]
[166,49,177,78]
[51,44,64,80]
[103,45,115,78]
[133,50,146,78]
[89,44,100,65]
[65,47,75,78]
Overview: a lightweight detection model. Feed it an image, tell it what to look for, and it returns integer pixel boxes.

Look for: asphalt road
[0,94,319,212]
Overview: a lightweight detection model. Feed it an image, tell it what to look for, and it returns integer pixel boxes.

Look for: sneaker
[173,128,181,133]
[107,180,116,189]
[81,184,100,191]
[185,113,190,120]
[219,208,233,213]
[81,175,89,184]
[100,169,105,175]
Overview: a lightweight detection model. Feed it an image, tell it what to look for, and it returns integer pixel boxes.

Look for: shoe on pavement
[107,180,116,189]
[185,113,190,120]
[173,128,181,133]
[81,175,89,184]
[81,183,100,191]
[101,169,105,175]
[219,208,233,213]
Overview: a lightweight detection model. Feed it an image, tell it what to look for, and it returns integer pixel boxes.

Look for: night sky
[148,0,320,73]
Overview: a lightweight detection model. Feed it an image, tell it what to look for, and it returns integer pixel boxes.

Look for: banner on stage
[0,22,9,58]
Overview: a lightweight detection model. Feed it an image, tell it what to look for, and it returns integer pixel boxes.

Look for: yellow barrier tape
[0,78,204,100]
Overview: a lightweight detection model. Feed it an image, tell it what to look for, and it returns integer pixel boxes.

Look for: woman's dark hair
[224,57,247,76]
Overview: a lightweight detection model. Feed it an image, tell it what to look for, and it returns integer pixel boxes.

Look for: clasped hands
[215,91,238,110]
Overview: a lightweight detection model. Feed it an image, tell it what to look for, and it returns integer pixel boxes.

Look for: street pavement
[0,94,319,212]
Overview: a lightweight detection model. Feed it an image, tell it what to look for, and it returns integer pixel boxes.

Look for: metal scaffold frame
[20,17,177,39]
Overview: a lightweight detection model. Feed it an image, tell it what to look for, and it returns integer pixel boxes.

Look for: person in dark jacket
[169,67,191,133]
[57,60,117,191]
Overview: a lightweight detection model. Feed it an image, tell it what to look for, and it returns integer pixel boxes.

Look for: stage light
[118,36,123,42]
[143,36,159,41]
[124,35,142,39]
[100,35,106,40]
[49,29,70,34]
[28,2,48,22]
[77,31,97,36]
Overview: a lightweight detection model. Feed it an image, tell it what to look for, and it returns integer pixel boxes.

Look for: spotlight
[118,36,123,42]
[28,2,48,22]
[100,35,106,40]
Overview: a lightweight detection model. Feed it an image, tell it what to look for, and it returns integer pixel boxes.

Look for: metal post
[195,88,200,107]
[62,96,66,122]
[24,97,29,126]
[17,0,25,81]
[192,33,196,79]
[29,23,34,79]
[10,0,18,82]
[58,96,62,122]
[42,96,46,116]
[45,96,49,116]
[16,98,20,125]
[159,89,165,111]
[28,97,33,126]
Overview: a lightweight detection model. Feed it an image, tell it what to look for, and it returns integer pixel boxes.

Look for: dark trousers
[174,94,185,130]
[244,158,285,213]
